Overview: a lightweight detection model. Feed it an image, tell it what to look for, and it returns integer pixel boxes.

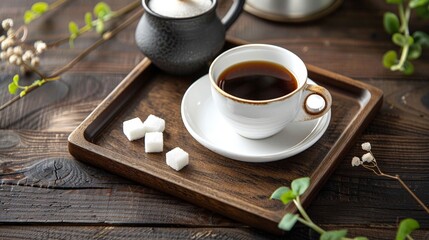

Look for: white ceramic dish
[181,74,331,162]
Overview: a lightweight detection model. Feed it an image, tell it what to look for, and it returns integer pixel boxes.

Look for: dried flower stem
[22,61,46,79]
[366,163,429,214]
[394,174,429,214]
[0,7,144,111]
[15,25,28,42]
[355,146,429,215]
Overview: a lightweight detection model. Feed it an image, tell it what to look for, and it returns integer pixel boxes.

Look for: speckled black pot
[135,0,245,75]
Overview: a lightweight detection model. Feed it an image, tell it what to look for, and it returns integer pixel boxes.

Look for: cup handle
[294,83,332,121]
[221,0,245,30]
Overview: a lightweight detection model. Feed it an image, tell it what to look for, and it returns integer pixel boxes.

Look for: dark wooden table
[1,0,428,239]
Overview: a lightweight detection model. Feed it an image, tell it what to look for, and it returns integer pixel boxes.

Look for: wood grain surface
[1,0,428,239]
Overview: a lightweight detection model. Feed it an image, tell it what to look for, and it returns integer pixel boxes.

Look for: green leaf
[409,0,429,8]
[24,10,36,24]
[19,90,26,97]
[291,177,310,196]
[392,33,408,46]
[353,237,369,240]
[320,229,348,240]
[270,187,291,201]
[414,4,429,18]
[69,36,75,49]
[403,60,414,75]
[13,74,20,85]
[85,12,93,28]
[94,2,111,19]
[383,50,398,67]
[8,82,18,94]
[68,21,79,35]
[406,36,414,45]
[31,2,49,14]
[386,0,403,4]
[279,190,297,204]
[408,43,422,60]
[278,213,299,231]
[413,31,429,47]
[383,12,400,34]
[96,20,104,34]
[396,218,420,240]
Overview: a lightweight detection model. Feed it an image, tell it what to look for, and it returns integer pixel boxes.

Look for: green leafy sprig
[24,0,69,24]
[8,74,57,97]
[271,177,420,240]
[382,0,429,75]
[68,2,116,47]
[0,0,142,111]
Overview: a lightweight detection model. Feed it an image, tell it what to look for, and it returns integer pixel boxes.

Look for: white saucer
[181,75,331,163]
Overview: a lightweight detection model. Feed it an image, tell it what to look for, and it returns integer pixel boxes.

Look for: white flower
[0,35,5,43]
[6,47,13,56]
[31,56,40,67]
[351,156,362,167]
[14,57,22,65]
[362,153,374,163]
[0,51,7,60]
[361,142,371,151]
[2,18,13,30]
[34,40,47,54]
[8,54,18,64]
[7,28,15,37]
[22,50,34,62]
[13,46,23,56]
[1,38,14,50]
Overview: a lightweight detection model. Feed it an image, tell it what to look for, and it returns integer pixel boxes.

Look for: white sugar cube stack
[123,114,165,142]
[166,147,189,171]
[123,114,189,171]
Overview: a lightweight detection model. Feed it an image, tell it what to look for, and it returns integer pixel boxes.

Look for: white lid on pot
[148,0,212,18]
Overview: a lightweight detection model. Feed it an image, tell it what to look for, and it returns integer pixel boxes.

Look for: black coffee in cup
[217,61,298,101]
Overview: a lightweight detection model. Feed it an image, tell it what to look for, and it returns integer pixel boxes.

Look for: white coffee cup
[209,44,332,139]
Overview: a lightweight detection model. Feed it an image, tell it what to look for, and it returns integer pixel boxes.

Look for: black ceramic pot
[135,0,245,75]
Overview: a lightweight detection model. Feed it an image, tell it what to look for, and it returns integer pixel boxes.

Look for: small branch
[24,0,71,26]
[0,96,20,112]
[112,0,141,18]
[47,7,144,78]
[394,174,429,214]
[48,0,70,11]
[47,0,141,48]
[0,6,144,112]
[15,25,29,42]
[21,62,47,79]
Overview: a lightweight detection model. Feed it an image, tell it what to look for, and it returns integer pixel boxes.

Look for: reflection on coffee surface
[217,61,298,101]
[148,0,212,18]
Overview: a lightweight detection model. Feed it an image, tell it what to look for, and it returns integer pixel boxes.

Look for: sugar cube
[166,147,189,171]
[145,132,163,153]
[123,117,146,141]
[144,114,165,132]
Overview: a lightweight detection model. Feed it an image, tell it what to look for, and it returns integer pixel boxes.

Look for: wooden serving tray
[68,39,383,234]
